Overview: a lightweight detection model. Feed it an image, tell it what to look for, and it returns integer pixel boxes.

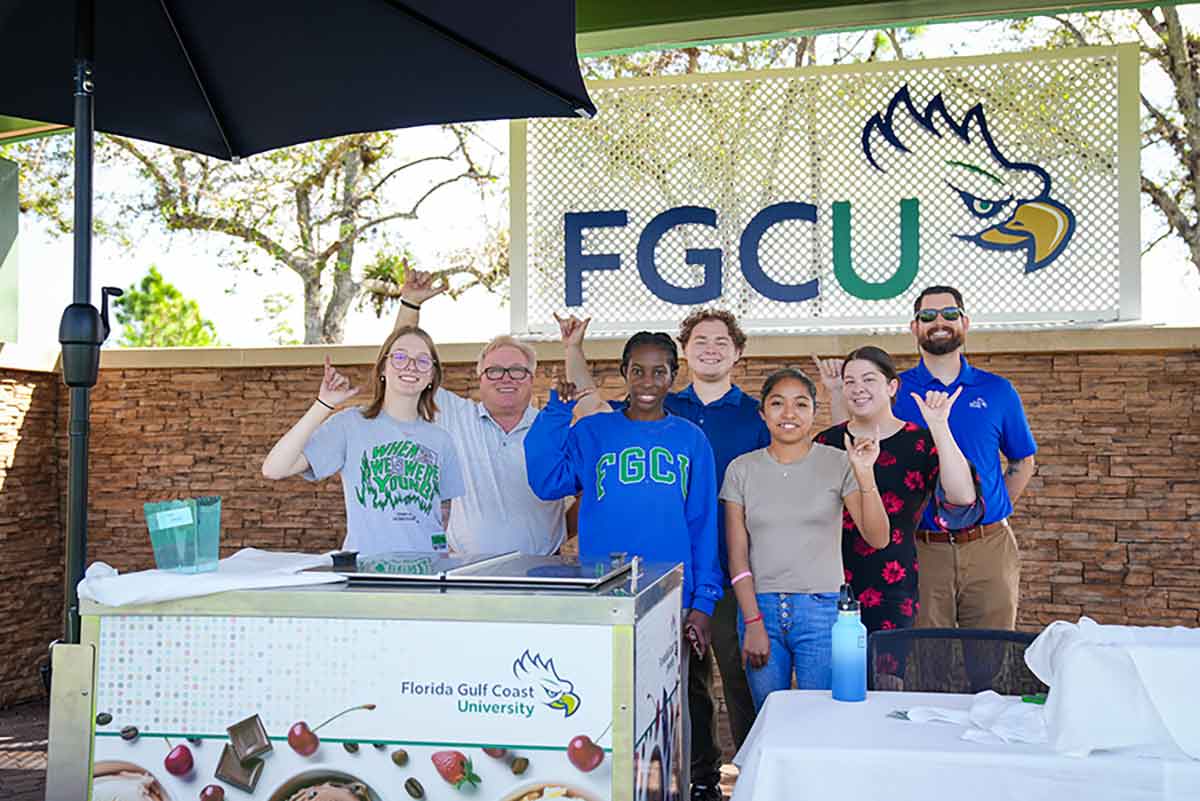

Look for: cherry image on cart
[162,737,194,777]
[567,719,612,773]
[286,703,376,756]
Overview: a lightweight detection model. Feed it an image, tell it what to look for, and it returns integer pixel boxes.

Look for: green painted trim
[576,0,1177,55]
[95,731,612,752]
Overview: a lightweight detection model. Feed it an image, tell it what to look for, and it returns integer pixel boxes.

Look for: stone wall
[0,370,61,708]
[1,333,1198,705]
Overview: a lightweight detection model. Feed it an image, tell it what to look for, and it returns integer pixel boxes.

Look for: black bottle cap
[837,583,860,612]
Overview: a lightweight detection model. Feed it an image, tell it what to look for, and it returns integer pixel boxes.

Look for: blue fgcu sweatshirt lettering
[524,392,722,614]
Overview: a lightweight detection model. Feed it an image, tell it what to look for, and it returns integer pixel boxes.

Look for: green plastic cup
[144,496,221,573]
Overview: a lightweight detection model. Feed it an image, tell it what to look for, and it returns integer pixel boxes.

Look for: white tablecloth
[732,691,1200,801]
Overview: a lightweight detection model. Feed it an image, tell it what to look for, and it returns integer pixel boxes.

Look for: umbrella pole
[58,0,97,645]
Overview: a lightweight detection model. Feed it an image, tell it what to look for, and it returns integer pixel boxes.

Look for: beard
[918,327,964,355]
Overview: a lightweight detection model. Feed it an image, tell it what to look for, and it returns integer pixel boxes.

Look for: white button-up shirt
[434,388,567,555]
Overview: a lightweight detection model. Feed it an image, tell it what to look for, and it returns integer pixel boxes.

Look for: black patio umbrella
[0,0,595,645]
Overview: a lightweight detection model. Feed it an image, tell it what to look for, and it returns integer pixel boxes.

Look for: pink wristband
[730,571,753,586]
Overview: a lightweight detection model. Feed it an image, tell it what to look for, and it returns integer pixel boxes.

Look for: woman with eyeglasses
[262,325,466,555]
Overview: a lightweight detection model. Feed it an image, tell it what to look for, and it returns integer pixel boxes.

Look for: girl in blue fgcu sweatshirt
[524,331,722,647]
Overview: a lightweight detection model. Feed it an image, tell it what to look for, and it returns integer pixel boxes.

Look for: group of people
[263,277,1037,801]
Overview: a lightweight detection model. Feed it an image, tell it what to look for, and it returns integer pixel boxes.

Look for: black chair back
[867,628,1047,695]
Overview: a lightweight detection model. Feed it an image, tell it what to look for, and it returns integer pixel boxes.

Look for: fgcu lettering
[595,447,690,500]
[562,86,1077,307]
[524,394,723,615]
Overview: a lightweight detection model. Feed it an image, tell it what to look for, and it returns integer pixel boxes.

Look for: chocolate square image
[215,744,264,793]
[226,714,273,762]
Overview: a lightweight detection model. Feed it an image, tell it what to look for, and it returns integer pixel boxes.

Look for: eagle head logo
[862,85,1076,273]
[513,649,580,717]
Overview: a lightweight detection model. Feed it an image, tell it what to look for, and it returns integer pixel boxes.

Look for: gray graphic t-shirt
[303,408,466,555]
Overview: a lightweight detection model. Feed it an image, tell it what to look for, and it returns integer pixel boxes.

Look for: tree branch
[1050,15,1089,47]
[1142,228,1172,256]
[164,209,296,267]
[1142,173,1192,240]
[367,153,456,195]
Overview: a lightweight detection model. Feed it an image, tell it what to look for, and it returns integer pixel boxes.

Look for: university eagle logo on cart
[862,85,1076,275]
[513,650,581,718]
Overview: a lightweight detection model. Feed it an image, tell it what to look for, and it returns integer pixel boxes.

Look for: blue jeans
[738,592,840,710]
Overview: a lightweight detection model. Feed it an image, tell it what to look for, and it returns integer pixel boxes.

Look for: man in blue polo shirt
[891,285,1037,630]
[563,309,767,801]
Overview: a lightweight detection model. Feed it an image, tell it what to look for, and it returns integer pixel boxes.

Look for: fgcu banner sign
[510,46,1140,334]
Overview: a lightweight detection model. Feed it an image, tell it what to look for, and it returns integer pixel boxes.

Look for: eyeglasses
[482,365,532,381]
[914,306,964,324]
[389,350,435,373]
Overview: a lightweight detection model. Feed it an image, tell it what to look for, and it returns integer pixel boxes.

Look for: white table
[732,691,1200,801]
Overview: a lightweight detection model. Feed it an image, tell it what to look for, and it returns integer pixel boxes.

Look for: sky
[11,13,1200,351]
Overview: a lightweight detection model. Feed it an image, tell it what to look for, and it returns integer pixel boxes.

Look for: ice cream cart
[46,554,685,801]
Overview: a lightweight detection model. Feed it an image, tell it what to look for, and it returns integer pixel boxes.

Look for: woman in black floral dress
[815,346,982,634]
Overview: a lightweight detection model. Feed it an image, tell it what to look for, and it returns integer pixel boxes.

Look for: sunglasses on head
[389,350,435,373]
[915,306,964,324]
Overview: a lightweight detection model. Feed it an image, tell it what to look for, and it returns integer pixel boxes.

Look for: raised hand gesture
[401,269,449,305]
[318,355,360,408]
[553,312,591,347]
[911,386,963,427]
[845,427,881,473]
[552,369,577,403]
[812,355,845,395]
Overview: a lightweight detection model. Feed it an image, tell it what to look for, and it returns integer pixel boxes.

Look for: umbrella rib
[381,0,594,117]
[157,0,237,159]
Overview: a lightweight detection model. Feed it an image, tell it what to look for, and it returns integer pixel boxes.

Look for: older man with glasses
[391,272,567,555]
[894,285,1037,631]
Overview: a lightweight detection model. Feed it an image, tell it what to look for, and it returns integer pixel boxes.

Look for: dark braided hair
[620,331,679,378]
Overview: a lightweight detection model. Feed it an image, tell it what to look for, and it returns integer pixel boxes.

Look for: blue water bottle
[831,583,867,702]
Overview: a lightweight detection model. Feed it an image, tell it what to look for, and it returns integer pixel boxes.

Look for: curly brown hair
[677,308,747,352]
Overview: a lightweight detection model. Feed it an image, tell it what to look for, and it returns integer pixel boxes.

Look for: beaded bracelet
[743,613,764,626]
[730,571,753,586]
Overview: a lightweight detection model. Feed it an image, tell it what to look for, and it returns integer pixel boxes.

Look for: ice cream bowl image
[500,782,604,801]
[267,769,381,801]
[93,760,173,801]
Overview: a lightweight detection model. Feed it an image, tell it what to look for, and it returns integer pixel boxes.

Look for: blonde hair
[364,326,442,422]
[476,335,538,375]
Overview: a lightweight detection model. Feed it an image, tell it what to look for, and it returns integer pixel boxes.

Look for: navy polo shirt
[893,356,1036,529]
[613,384,769,578]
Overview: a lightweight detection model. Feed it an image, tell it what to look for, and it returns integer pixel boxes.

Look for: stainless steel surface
[81,561,684,624]
[634,566,684,619]
[312,551,505,582]
[446,554,633,588]
[44,642,95,801]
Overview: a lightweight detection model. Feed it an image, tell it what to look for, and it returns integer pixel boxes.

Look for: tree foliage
[5,125,502,344]
[998,7,1200,275]
[114,266,219,348]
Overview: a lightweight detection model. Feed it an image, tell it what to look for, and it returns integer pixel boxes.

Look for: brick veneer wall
[0,371,61,707]
[1,345,1197,704]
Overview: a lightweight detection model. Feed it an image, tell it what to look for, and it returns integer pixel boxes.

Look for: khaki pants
[916,520,1020,629]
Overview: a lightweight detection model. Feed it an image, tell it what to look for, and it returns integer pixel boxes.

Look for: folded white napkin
[1025,617,1200,759]
[78,548,345,607]
[907,691,1047,745]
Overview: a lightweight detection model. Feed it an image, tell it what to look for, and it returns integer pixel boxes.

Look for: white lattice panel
[514,46,1139,335]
